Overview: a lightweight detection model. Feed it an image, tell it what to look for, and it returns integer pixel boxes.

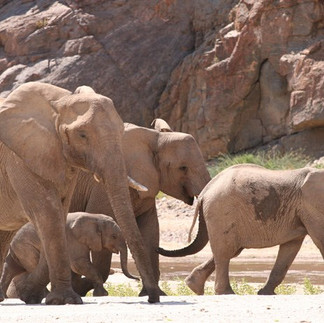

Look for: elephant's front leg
[258,237,305,295]
[72,249,113,296]
[70,252,107,297]
[136,206,166,296]
[7,164,82,305]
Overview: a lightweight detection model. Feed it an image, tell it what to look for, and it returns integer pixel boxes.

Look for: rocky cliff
[0,0,323,159]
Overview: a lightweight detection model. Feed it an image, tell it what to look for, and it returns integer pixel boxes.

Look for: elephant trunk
[100,145,159,302]
[119,241,139,281]
[157,201,209,257]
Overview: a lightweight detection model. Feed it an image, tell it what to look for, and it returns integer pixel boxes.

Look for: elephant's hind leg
[0,230,17,301]
[0,252,25,297]
[185,257,215,295]
[258,237,304,295]
[214,257,234,295]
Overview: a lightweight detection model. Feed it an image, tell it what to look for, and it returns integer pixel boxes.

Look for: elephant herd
[0,82,323,306]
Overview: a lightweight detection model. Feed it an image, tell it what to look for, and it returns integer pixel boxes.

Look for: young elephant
[0,212,138,300]
[158,164,324,295]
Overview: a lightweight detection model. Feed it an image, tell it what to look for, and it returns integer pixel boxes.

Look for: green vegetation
[207,151,310,178]
[35,17,48,29]
[86,277,322,297]
[231,279,257,295]
[303,277,323,295]
[274,283,297,295]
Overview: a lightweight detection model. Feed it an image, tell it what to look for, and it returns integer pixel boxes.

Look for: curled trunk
[157,201,209,257]
[119,241,139,281]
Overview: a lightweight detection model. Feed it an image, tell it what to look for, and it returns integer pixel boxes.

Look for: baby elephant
[158,164,324,295]
[1,212,138,301]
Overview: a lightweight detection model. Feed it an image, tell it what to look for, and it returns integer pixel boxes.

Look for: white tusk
[128,176,148,192]
[93,173,101,183]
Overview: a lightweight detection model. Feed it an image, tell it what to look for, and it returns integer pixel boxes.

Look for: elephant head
[124,120,211,205]
[69,212,139,281]
[0,82,159,303]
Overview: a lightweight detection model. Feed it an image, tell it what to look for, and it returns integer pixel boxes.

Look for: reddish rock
[0,0,323,159]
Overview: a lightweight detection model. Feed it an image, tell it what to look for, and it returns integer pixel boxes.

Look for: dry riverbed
[1,196,324,322]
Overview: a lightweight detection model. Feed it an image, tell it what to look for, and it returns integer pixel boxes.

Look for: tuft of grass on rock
[208,151,310,178]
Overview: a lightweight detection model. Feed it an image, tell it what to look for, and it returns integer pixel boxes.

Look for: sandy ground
[1,197,324,322]
[1,295,324,322]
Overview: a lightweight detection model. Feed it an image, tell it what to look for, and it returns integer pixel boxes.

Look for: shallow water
[158,261,324,285]
[113,259,324,286]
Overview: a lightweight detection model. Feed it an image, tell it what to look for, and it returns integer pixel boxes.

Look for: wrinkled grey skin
[158,164,324,295]
[0,82,160,305]
[1,212,138,299]
[69,120,211,296]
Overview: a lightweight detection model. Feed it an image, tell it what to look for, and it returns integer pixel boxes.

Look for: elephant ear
[123,125,161,197]
[70,214,102,252]
[301,169,324,212]
[0,82,70,184]
[151,118,173,132]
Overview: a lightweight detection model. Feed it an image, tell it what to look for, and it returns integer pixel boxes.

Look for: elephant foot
[139,286,161,303]
[257,287,276,295]
[20,289,45,304]
[72,277,94,297]
[93,286,108,297]
[139,286,166,297]
[45,288,83,305]
[185,274,205,295]
[0,287,4,302]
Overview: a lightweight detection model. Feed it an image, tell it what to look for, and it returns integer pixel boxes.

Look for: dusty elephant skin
[0,212,138,300]
[68,120,211,296]
[0,82,160,304]
[158,164,324,295]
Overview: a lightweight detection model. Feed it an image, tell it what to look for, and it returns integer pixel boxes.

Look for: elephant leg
[70,256,107,297]
[71,250,112,296]
[136,206,166,296]
[71,271,95,297]
[214,257,234,295]
[91,249,112,283]
[6,164,82,305]
[0,230,17,301]
[258,237,304,295]
[185,256,215,295]
[17,250,51,304]
[0,253,25,297]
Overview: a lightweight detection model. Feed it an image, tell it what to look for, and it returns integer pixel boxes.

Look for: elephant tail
[157,200,209,257]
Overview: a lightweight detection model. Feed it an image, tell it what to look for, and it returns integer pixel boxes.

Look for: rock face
[0,0,323,159]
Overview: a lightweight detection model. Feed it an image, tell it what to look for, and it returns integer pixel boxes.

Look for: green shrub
[303,277,322,295]
[231,279,257,295]
[274,283,297,295]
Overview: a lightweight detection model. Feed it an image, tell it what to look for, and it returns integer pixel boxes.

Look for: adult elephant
[0,82,160,304]
[68,120,211,296]
[157,164,324,295]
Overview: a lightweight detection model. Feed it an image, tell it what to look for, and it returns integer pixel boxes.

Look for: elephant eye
[112,234,117,240]
[78,131,87,139]
[179,166,188,172]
